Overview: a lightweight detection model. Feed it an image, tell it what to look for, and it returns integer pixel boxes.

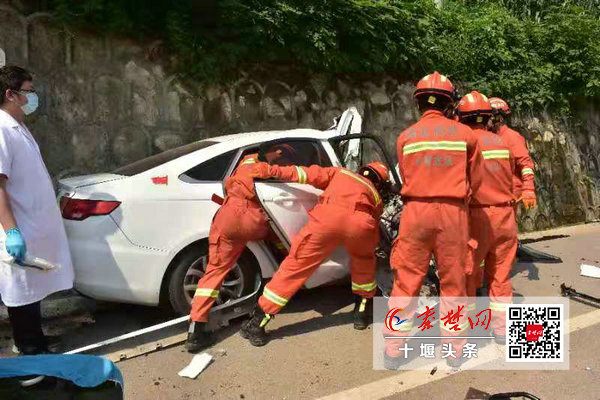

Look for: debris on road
[104,333,187,363]
[212,348,227,358]
[580,264,600,279]
[516,243,562,263]
[430,366,437,375]
[560,283,600,308]
[489,392,541,400]
[178,353,214,379]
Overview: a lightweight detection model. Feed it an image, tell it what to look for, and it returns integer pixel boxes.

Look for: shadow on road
[511,262,540,281]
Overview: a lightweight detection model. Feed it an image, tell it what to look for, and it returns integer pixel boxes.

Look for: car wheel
[167,243,260,316]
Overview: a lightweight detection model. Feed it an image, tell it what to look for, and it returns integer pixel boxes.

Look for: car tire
[167,242,260,316]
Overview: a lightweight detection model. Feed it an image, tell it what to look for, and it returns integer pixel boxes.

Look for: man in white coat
[0,65,74,354]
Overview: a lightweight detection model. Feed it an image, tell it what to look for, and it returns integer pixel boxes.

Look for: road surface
[1,223,599,399]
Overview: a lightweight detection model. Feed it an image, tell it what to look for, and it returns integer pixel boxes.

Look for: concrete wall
[1,1,599,231]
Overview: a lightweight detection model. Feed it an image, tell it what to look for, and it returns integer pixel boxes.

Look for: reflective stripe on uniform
[260,313,272,328]
[340,169,381,205]
[194,288,219,298]
[522,167,534,176]
[295,166,307,184]
[403,141,467,155]
[359,298,368,313]
[480,260,485,268]
[482,150,510,160]
[352,281,377,292]
[440,320,469,333]
[489,301,510,312]
[263,287,288,307]
[241,158,256,166]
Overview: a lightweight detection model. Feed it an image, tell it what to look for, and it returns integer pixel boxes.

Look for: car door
[332,107,363,172]
[254,139,352,288]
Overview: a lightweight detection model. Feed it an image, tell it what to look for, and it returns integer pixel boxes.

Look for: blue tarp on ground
[0,354,123,388]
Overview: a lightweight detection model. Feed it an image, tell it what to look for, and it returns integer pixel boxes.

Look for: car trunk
[58,174,126,194]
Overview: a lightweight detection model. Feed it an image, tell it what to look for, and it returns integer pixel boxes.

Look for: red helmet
[457,91,493,121]
[489,97,511,116]
[359,162,390,189]
[414,72,457,102]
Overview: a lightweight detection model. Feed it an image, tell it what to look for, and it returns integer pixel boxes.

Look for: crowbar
[560,283,600,308]
[66,274,262,357]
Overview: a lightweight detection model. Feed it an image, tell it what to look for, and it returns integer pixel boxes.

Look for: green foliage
[47,0,600,114]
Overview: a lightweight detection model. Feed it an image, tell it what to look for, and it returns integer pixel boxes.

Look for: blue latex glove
[5,227,26,262]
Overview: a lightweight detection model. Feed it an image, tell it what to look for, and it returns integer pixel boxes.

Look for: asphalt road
[1,223,600,399]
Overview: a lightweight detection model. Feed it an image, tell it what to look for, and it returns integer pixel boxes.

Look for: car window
[114,140,218,176]
[180,149,237,182]
[252,140,332,168]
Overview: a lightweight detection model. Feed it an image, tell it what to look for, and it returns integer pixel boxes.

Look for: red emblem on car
[151,176,168,185]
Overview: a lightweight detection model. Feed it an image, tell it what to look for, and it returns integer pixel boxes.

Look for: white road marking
[318,309,600,400]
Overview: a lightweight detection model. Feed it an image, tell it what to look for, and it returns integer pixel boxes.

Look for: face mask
[21,93,38,115]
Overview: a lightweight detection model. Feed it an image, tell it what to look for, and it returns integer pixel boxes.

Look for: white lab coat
[0,109,73,307]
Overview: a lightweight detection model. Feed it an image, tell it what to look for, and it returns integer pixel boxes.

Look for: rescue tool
[66,275,262,360]
[560,283,600,308]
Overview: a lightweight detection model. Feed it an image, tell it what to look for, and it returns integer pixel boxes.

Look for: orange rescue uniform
[496,125,535,202]
[385,110,482,358]
[258,165,383,315]
[467,128,518,335]
[190,154,270,323]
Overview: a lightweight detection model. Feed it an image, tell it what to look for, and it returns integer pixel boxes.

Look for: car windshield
[113,140,219,176]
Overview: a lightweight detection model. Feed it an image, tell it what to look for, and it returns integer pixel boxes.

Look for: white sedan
[58,108,401,316]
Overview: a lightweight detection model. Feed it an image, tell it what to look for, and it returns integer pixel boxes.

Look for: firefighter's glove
[5,227,27,262]
[521,190,537,210]
[250,162,272,179]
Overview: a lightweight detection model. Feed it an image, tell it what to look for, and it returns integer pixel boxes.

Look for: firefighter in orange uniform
[458,91,518,344]
[239,162,390,346]
[384,72,483,370]
[489,97,537,211]
[186,146,295,353]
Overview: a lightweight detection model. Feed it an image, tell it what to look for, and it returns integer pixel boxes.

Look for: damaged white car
[58,108,403,321]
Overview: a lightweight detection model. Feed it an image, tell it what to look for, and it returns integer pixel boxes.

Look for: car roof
[128,128,341,177]
[210,128,339,145]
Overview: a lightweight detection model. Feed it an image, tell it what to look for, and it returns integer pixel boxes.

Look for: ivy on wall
[48,0,600,114]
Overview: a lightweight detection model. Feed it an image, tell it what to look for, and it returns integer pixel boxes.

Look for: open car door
[254,182,351,287]
[253,138,351,288]
[331,107,363,172]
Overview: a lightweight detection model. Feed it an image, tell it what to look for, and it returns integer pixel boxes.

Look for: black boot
[185,322,215,353]
[353,296,373,330]
[240,307,271,347]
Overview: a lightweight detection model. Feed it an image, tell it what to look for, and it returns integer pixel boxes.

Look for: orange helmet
[414,72,457,102]
[359,161,390,189]
[489,97,511,116]
[457,91,493,123]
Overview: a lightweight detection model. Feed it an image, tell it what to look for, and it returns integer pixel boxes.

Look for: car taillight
[61,197,121,221]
